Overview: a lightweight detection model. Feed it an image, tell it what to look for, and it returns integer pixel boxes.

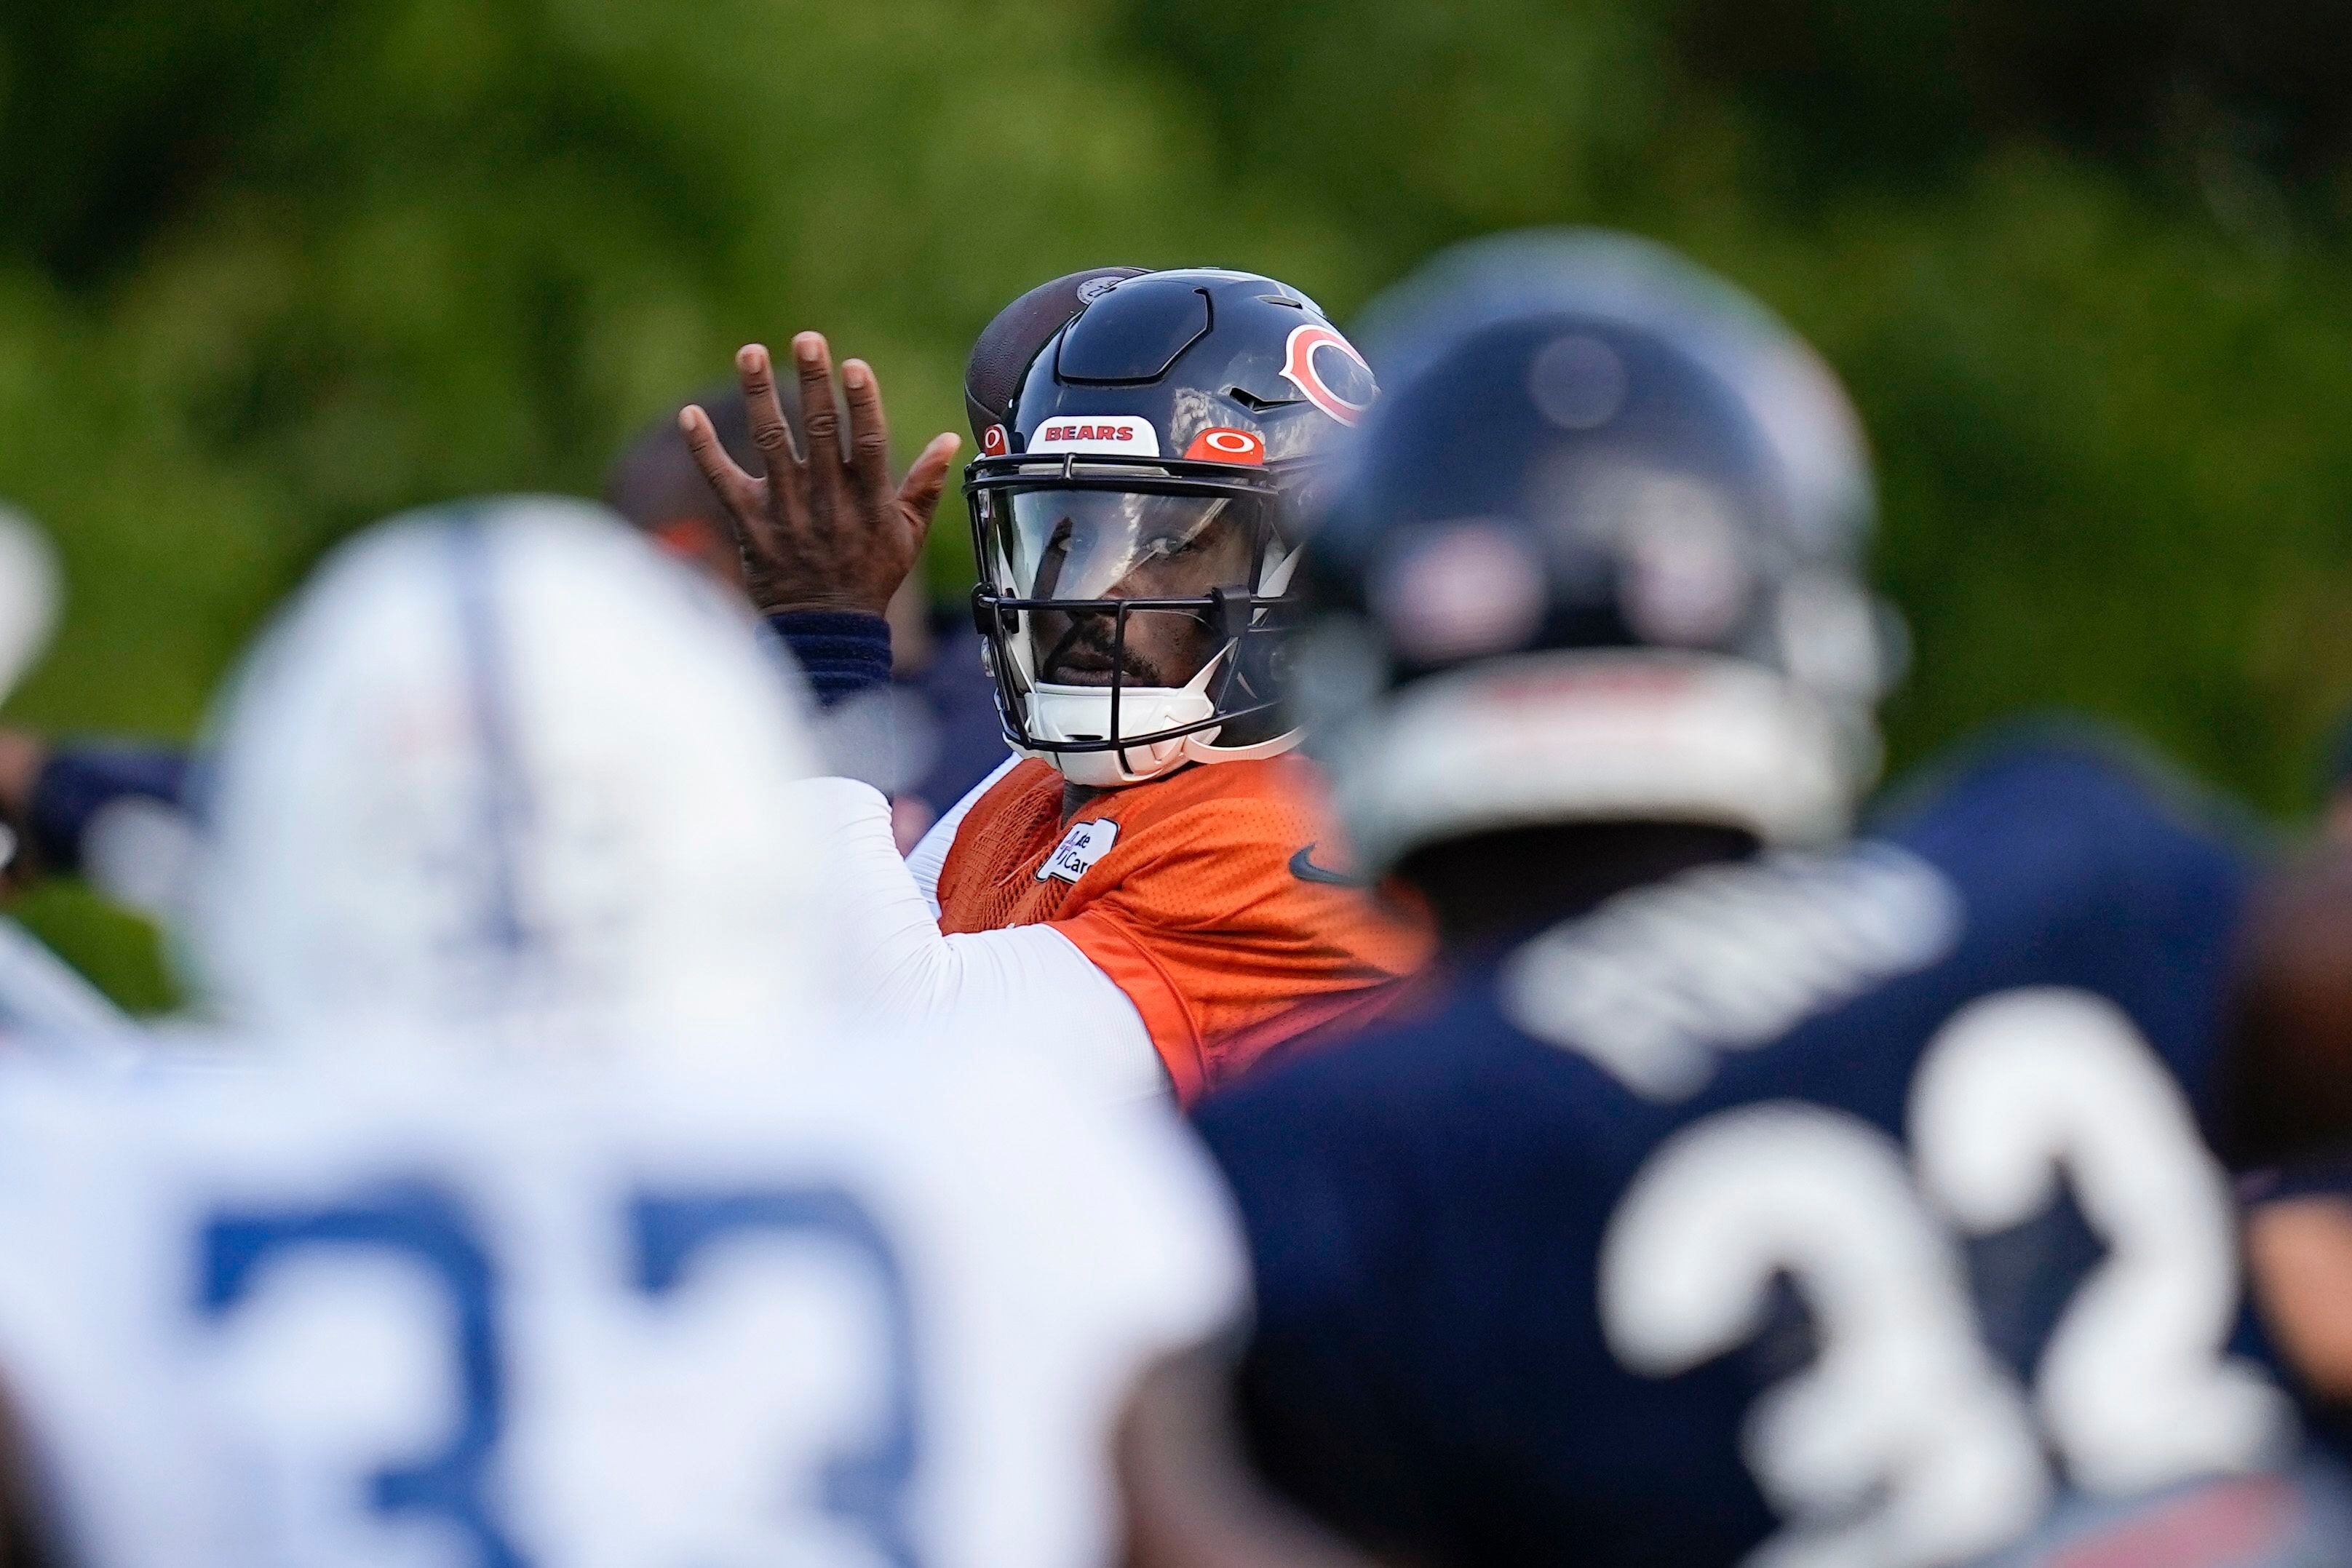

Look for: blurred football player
[0,507,138,1036]
[0,373,1010,899]
[684,269,1431,1104]
[1193,231,2352,1568]
[605,379,1009,847]
[0,499,1348,1567]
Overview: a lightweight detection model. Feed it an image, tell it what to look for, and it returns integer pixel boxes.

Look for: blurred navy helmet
[1299,230,1896,875]
[965,268,1373,787]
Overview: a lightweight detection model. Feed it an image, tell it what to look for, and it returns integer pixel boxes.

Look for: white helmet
[182,497,825,1051]
[0,506,59,706]
[0,504,60,881]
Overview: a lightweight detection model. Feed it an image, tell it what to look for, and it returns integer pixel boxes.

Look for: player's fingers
[677,405,765,525]
[896,432,963,552]
[840,359,895,506]
[792,333,848,513]
[734,343,805,477]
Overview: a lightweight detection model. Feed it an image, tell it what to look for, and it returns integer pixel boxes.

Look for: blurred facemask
[182,498,825,1054]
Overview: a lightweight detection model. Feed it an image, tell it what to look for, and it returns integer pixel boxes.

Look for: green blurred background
[4,0,2351,1006]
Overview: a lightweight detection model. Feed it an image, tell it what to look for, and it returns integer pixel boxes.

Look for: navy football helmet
[964,268,1373,787]
[1298,231,1895,872]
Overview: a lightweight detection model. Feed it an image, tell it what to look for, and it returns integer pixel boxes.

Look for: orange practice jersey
[935,755,1434,1102]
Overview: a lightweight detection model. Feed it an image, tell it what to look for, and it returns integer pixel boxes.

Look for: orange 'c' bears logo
[1280,325,1376,427]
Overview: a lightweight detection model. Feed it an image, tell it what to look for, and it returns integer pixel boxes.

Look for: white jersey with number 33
[0,1033,1244,1568]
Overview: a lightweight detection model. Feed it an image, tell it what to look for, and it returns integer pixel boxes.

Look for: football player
[0,498,1349,1567]
[683,268,1432,1104]
[0,506,138,1035]
[0,395,775,906]
[1191,231,2352,1567]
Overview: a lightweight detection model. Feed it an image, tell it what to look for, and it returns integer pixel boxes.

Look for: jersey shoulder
[1048,755,1338,875]
[1082,756,1394,909]
[1205,733,2263,1171]
[933,752,1430,1097]
[1506,733,2260,1110]
[1114,752,1329,819]
[1870,726,2265,906]
[1870,731,2262,1082]
[1065,758,1431,1083]
[940,757,1064,866]
[946,754,1373,897]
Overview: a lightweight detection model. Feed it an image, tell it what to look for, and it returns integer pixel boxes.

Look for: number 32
[1600,987,2292,1568]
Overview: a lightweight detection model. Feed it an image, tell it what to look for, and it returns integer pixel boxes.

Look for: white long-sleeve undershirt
[788,773,1171,1104]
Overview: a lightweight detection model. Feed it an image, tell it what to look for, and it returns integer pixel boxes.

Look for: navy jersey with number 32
[1196,741,2302,1568]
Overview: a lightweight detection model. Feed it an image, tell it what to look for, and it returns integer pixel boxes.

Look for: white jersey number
[1600,987,2289,1568]
[196,1180,922,1568]
[1601,1105,2050,1568]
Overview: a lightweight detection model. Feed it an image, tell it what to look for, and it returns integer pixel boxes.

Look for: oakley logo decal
[1183,427,1268,465]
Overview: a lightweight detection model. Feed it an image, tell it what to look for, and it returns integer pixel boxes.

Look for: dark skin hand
[680,334,961,618]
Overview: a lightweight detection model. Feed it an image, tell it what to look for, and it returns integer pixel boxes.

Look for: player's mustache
[1038,615,1177,687]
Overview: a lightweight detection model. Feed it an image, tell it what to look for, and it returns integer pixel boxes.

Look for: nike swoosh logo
[1290,843,1370,887]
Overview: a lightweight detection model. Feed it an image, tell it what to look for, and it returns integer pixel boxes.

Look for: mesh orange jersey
[936,755,1434,1101]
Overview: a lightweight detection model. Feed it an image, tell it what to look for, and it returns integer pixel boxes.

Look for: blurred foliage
[3,0,2351,1004]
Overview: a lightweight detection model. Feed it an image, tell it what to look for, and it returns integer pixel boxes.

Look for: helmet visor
[993,487,1265,603]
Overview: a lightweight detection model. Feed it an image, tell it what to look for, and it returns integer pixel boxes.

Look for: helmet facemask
[968,456,1306,787]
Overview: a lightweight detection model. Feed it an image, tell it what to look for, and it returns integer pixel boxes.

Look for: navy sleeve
[29,742,191,875]
[764,610,892,709]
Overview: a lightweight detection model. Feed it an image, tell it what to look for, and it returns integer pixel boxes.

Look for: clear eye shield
[1001,489,1258,602]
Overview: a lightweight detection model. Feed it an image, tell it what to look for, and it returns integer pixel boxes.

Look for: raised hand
[680,333,961,618]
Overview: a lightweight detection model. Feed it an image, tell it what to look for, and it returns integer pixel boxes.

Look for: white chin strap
[1021,647,1300,788]
[1328,648,1880,874]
